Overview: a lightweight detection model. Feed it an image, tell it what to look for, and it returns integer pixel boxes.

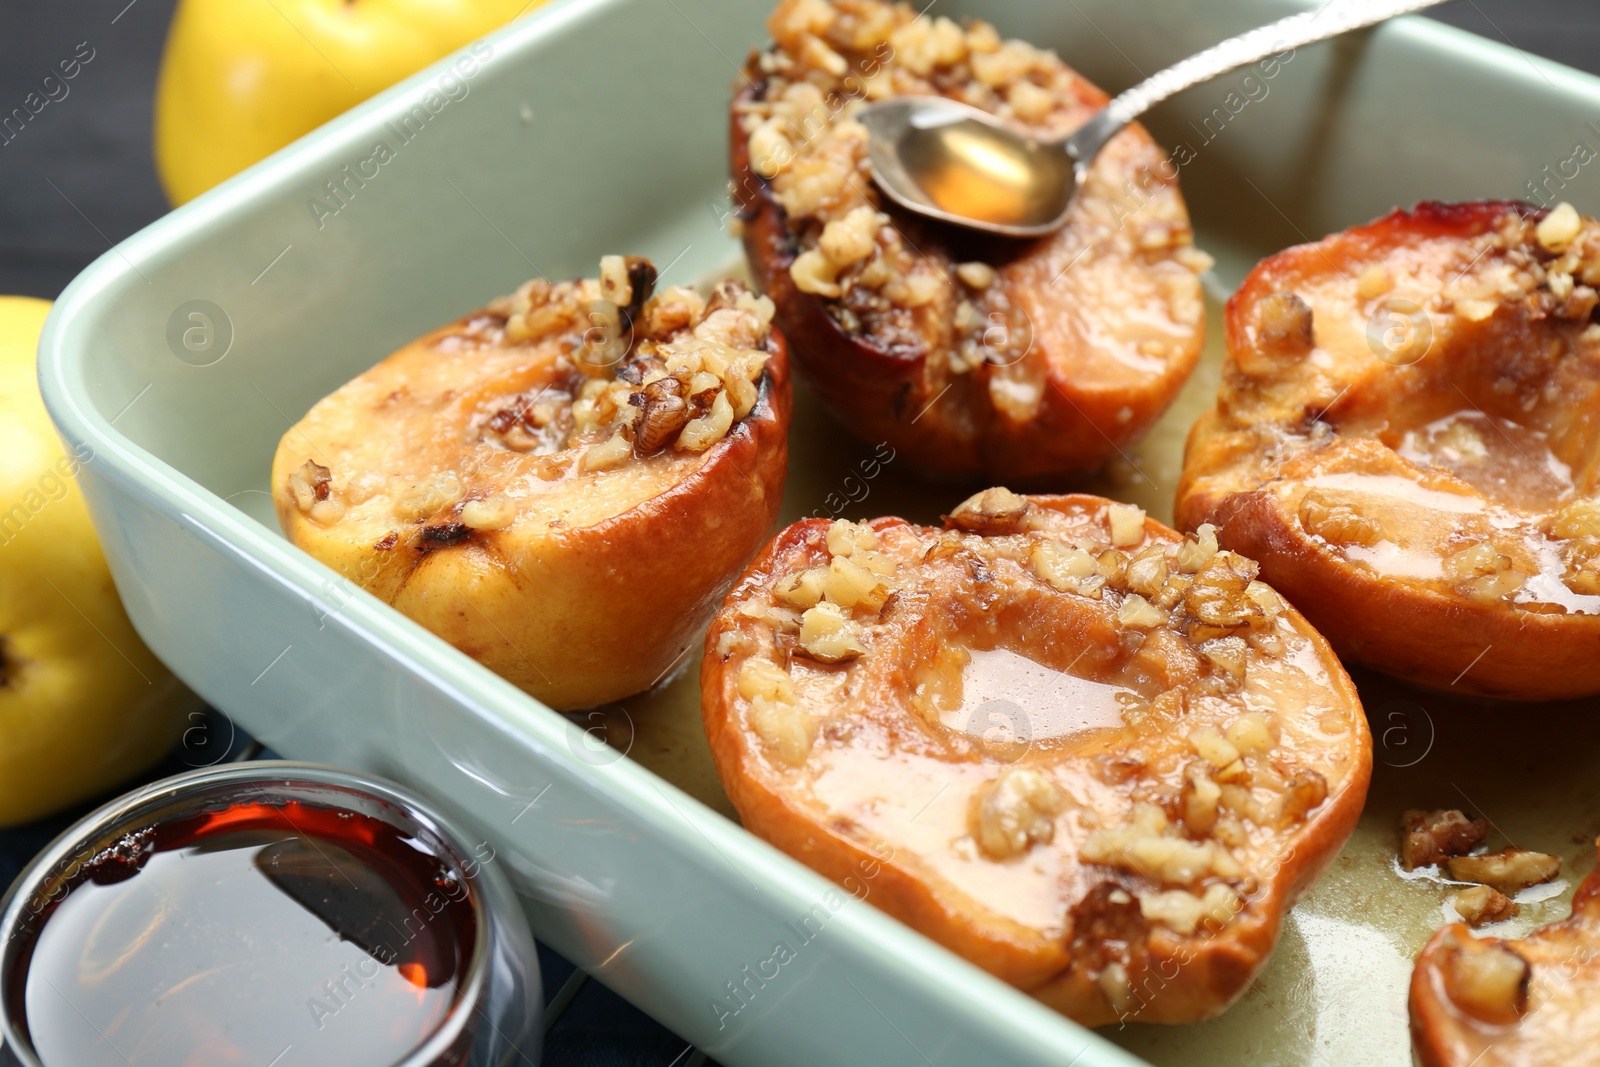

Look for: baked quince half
[1178,201,1600,699]
[701,489,1371,1025]
[273,257,791,710]
[730,0,1209,481]
[1411,840,1600,1067]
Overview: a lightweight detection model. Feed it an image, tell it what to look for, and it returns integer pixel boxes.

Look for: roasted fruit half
[1411,839,1600,1067]
[274,257,791,710]
[730,0,1209,482]
[1178,201,1600,699]
[702,489,1371,1025]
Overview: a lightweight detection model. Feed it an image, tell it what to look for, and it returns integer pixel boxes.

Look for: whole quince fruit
[154,0,534,205]
[0,297,190,826]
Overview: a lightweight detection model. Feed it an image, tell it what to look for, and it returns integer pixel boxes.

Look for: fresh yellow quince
[0,297,190,826]
[154,0,534,205]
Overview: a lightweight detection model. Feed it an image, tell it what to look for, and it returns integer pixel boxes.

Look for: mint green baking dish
[36,1,1600,1064]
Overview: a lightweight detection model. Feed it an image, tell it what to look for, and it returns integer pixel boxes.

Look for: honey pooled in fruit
[1178,201,1600,699]
[702,489,1372,1026]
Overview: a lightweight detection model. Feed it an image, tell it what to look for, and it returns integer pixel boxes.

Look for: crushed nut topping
[797,601,868,663]
[739,658,814,765]
[1442,541,1526,602]
[1298,490,1383,547]
[1451,884,1517,927]
[1537,201,1582,253]
[484,265,774,466]
[287,460,346,525]
[1107,503,1147,548]
[1447,848,1562,895]
[1400,808,1490,871]
[1082,803,1243,886]
[945,487,1032,535]
[1257,291,1314,356]
[288,459,332,511]
[972,768,1065,860]
[1139,883,1241,937]
[460,495,516,531]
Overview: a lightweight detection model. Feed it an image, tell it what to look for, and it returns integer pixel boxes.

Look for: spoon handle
[1065,0,1447,166]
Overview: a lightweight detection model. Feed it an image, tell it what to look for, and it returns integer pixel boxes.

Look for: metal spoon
[857,0,1447,237]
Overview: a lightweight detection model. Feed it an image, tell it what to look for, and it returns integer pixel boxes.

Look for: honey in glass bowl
[0,763,541,1067]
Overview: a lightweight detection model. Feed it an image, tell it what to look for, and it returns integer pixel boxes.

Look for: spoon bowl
[858,98,1080,238]
[858,0,1447,237]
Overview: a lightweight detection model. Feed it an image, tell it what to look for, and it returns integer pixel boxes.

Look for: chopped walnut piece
[955,261,996,289]
[1030,539,1103,598]
[1199,636,1248,680]
[1174,523,1220,574]
[972,768,1065,860]
[1443,936,1530,1025]
[1442,542,1526,602]
[632,377,691,455]
[307,498,346,526]
[825,519,877,557]
[1139,883,1241,936]
[824,555,890,612]
[773,567,828,610]
[1356,264,1393,301]
[1276,769,1328,826]
[945,487,1032,535]
[580,432,633,472]
[287,459,333,513]
[1451,884,1517,927]
[738,657,797,703]
[1447,848,1561,894]
[1124,547,1169,597]
[1257,291,1314,355]
[1298,490,1383,546]
[1116,593,1165,629]
[1551,498,1600,540]
[1082,803,1243,885]
[749,696,815,766]
[677,390,735,451]
[1187,724,1240,769]
[1183,554,1263,640]
[1537,201,1583,253]
[1180,762,1220,836]
[1400,809,1491,871]
[1107,503,1146,548]
[1225,712,1276,756]
[460,495,516,531]
[796,601,867,663]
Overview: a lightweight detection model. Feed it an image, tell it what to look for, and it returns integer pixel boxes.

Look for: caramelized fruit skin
[1412,842,1600,1067]
[274,278,792,711]
[729,2,1206,483]
[702,494,1370,1026]
[1178,201,1600,699]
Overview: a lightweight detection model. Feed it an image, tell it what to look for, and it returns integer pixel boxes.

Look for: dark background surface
[1,0,1598,298]
[0,1,1597,1064]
